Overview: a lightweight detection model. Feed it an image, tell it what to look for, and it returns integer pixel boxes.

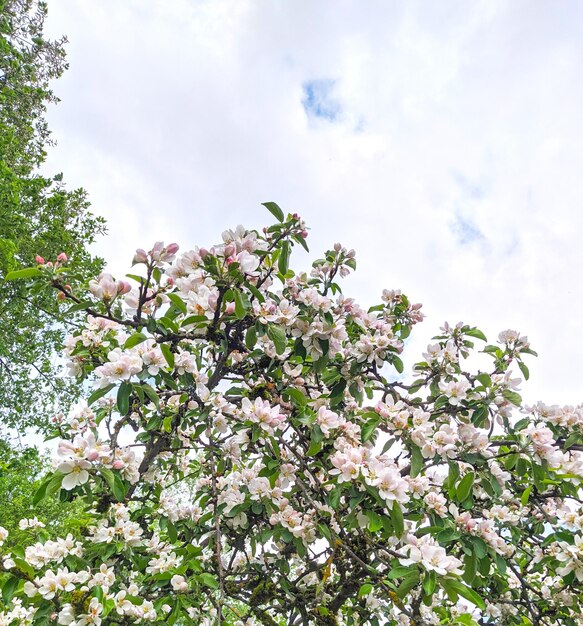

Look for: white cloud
[43,0,583,405]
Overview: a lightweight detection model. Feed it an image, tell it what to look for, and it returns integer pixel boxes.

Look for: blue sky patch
[451,213,485,245]
[302,79,341,121]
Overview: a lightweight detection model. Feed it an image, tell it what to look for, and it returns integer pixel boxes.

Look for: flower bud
[57,252,68,262]
[166,243,179,255]
[301,229,309,238]
[56,291,66,301]
[225,302,236,315]
[112,459,125,470]
[35,255,45,264]
[86,450,99,462]
[224,243,236,257]
[117,280,131,295]
[133,248,148,264]
[199,247,209,258]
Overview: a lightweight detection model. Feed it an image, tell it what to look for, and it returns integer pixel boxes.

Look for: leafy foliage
[1,207,583,626]
[0,0,106,432]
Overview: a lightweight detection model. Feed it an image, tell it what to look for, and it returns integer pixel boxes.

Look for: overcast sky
[43,0,583,407]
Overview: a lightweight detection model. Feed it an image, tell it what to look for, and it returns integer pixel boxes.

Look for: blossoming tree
[2,203,583,626]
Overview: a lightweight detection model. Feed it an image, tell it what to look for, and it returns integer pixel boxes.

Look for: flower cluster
[2,205,583,626]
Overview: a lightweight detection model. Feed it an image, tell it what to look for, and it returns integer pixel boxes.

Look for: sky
[43,0,583,407]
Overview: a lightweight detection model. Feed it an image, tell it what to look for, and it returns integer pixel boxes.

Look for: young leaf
[124,332,148,349]
[198,573,219,589]
[117,381,132,416]
[167,293,187,314]
[456,472,475,502]
[278,240,291,275]
[267,324,287,355]
[4,267,43,280]
[391,500,405,537]
[262,201,285,222]
[442,578,486,610]
[160,343,175,369]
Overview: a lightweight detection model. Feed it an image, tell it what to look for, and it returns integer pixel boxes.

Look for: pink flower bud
[301,230,308,238]
[225,302,236,315]
[112,459,125,470]
[57,252,68,262]
[35,255,45,264]
[166,277,174,286]
[292,213,300,219]
[86,450,99,462]
[133,249,148,264]
[224,243,236,257]
[199,248,209,258]
[166,243,179,255]
[56,291,66,301]
[117,280,131,295]
[226,256,235,265]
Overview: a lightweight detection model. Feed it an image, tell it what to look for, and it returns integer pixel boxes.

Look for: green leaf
[422,570,436,596]
[32,474,52,506]
[442,578,486,610]
[358,583,373,598]
[124,332,148,349]
[366,510,383,533]
[245,325,257,349]
[475,373,491,387]
[278,240,291,275]
[521,484,533,506]
[267,324,287,355]
[306,438,322,456]
[4,267,43,280]
[328,488,341,509]
[385,565,417,580]
[167,293,187,314]
[502,389,522,406]
[392,355,404,374]
[2,574,19,604]
[140,383,160,408]
[463,553,476,585]
[198,573,219,589]
[455,615,480,626]
[391,501,404,537]
[465,328,487,342]
[293,233,310,252]
[361,417,379,443]
[107,476,126,502]
[35,472,65,503]
[234,290,249,319]
[518,361,530,380]
[262,201,285,222]
[117,381,132,415]
[396,571,420,599]
[101,468,115,492]
[456,472,475,502]
[285,387,308,407]
[160,343,175,369]
[410,445,424,478]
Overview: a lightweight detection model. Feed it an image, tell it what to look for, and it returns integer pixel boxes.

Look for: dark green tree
[0,438,89,550]
[0,0,106,432]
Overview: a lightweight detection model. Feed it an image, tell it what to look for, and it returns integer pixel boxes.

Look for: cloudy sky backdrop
[43,0,583,406]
